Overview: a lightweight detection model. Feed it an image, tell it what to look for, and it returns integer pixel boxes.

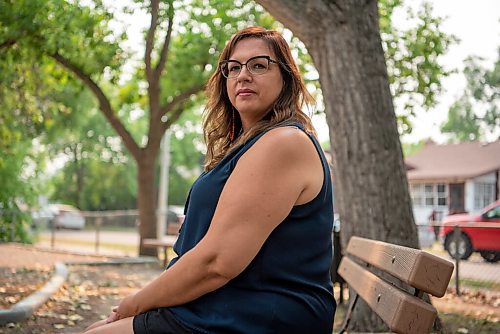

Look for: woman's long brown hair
[203,26,316,171]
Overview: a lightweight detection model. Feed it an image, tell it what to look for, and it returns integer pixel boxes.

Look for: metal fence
[2,210,498,298]
[415,222,499,296]
[0,209,182,255]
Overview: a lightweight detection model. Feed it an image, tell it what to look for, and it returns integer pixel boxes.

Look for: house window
[410,184,423,205]
[410,183,447,207]
[437,184,447,206]
[474,183,495,210]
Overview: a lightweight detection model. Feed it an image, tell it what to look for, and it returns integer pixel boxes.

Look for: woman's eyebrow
[227,55,269,62]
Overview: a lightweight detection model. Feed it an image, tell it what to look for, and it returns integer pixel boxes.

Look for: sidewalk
[0,243,114,270]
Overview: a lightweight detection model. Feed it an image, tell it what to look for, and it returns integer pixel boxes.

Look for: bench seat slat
[339,256,437,334]
[345,236,453,297]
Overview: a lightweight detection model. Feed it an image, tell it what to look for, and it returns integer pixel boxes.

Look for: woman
[84,26,335,334]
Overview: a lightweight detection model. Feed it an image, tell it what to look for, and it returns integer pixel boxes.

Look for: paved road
[37,229,499,283]
[37,229,142,257]
[39,229,140,245]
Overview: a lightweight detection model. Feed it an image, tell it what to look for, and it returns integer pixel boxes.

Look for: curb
[0,257,160,325]
[0,262,68,325]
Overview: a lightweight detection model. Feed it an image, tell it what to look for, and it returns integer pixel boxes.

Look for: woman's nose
[236,65,252,81]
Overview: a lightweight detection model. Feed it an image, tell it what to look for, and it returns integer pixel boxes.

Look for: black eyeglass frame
[220,55,279,79]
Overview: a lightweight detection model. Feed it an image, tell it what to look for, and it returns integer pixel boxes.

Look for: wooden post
[453,225,460,296]
[50,215,55,249]
[95,217,101,254]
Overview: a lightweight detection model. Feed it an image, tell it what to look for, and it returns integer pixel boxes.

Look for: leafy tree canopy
[441,52,500,142]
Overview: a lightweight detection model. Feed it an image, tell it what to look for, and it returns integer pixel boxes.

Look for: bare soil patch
[0,267,52,309]
[0,263,163,334]
[1,254,498,333]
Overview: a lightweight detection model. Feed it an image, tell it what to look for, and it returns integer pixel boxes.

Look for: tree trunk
[257,0,419,331]
[137,151,159,256]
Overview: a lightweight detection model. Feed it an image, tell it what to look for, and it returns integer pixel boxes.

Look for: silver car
[49,204,85,230]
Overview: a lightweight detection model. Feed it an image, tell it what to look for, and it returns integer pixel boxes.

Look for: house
[405,140,500,225]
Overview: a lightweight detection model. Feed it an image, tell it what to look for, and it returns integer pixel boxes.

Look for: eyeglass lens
[223,57,270,78]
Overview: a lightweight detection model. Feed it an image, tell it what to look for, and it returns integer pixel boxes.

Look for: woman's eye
[229,65,241,72]
[252,63,266,69]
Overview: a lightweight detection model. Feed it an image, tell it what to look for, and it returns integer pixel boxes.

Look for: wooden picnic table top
[143,235,178,247]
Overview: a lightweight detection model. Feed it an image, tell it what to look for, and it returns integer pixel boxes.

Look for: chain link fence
[0,209,183,256]
[2,209,498,298]
[416,222,500,296]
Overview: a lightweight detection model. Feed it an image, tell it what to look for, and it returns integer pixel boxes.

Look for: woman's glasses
[220,55,278,79]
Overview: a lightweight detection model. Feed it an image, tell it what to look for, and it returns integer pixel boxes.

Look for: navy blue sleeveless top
[167,124,335,334]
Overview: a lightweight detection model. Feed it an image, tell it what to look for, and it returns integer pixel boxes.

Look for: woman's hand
[106,294,140,323]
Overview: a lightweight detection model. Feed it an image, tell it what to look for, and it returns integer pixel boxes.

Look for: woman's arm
[113,127,324,318]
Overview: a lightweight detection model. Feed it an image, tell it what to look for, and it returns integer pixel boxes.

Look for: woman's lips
[236,89,256,96]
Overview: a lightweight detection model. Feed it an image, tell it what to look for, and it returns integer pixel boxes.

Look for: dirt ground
[331,286,500,333]
[0,263,163,334]
[0,243,499,333]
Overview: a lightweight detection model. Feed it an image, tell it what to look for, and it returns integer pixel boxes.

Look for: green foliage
[51,158,137,211]
[0,140,36,243]
[0,210,32,243]
[167,108,205,205]
[0,0,457,246]
[441,98,481,142]
[273,0,456,131]
[402,140,425,157]
[0,0,124,77]
[380,0,457,134]
[441,53,500,142]
[1,0,272,217]
[44,88,137,210]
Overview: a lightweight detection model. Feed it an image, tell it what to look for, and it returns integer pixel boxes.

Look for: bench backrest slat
[339,256,437,334]
[345,236,453,297]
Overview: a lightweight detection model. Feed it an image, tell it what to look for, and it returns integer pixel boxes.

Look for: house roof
[405,140,500,183]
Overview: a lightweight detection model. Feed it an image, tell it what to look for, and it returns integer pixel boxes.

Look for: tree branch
[256,0,337,41]
[0,39,16,50]
[159,84,205,118]
[51,53,141,160]
[145,0,159,83]
[161,104,185,133]
[154,1,174,81]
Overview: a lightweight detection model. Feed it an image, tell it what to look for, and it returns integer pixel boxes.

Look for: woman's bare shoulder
[253,126,313,154]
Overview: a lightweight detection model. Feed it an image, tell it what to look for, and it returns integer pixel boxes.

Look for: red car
[441,199,500,262]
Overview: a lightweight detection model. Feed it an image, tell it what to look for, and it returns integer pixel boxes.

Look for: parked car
[166,205,185,235]
[441,199,500,262]
[48,204,86,230]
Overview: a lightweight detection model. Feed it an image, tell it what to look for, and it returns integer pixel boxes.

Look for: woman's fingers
[106,310,120,323]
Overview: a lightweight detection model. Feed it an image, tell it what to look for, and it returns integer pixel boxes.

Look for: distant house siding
[410,182,448,225]
[409,171,499,224]
[471,172,497,211]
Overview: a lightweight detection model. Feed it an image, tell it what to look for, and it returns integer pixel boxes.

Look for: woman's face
[226,38,283,131]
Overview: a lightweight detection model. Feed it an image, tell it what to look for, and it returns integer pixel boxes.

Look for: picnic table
[143,235,178,266]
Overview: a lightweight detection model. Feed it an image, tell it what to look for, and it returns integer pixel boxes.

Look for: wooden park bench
[338,236,454,334]
[143,235,178,267]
